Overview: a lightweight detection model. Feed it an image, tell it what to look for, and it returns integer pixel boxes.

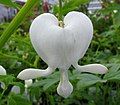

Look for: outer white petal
[74,64,108,74]
[30,13,63,68]
[30,12,93,70]
[57,81,73,98]
[57,70,73,98]
[64,11,93,64]
[0,65,6,75]
[17,67,54,80]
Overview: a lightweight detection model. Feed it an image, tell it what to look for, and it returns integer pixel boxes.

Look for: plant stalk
[58,0,63,21]
[0,0,40,50]
[0,86,7,104]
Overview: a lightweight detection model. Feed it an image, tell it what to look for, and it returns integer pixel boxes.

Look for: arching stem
[0,0,40,50]
[58,0,63,21]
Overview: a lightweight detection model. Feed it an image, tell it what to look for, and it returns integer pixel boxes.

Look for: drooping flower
[17,11,108,98]
[0,65,32,95]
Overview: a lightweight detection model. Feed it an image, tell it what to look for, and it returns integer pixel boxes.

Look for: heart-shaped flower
[17,11,108,98]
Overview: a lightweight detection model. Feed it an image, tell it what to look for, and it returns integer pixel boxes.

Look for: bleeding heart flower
[17,11,108,98]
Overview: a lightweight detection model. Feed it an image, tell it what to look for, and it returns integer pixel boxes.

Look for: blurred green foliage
[0,0,120,105]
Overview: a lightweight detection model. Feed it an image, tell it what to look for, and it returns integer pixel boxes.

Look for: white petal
[11,86,20,94]
[17,67,54,80]
[30,12,93,69]
[0,65,6,75]
[0,82,5,89]
[57,70,73,98]
[64,11,93,63]
[30,13,62,68]
[74,64,108,74]
[57,81,73,98]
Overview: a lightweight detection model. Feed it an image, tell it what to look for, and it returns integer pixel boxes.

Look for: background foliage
[0,0,120,105]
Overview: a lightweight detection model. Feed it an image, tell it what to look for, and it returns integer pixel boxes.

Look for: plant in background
[1,0,120,104]
[0,65,33,104]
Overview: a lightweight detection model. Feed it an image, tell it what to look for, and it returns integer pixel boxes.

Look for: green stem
[33,55,40,68]
[0,0,40,50]
[0,86,7,103]
[0,52,34,67]
[95,83,99,103]
[58,0,63,21]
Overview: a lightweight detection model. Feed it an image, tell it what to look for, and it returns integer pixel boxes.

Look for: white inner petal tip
[57,81,73,98]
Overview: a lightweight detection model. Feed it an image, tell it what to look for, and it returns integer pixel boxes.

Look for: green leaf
[62,0,91,15]
[0,0,13,6]
[71,70,82,80]
[0,75,15,86]
[32,71,59,91]
[53,5,59,16]
[102,3,120,13]
[43,78,59,91]
[31,87,40,101]
[0,0,20,9]
[77,74,105,89]
[103,70,120,81]
[8,93,32,105]
[8,96,16,105]
[32,78,59,91]
[0,0,41,49]
[107,64,120,72]
[32,79,47,87]
[113,11,120,28]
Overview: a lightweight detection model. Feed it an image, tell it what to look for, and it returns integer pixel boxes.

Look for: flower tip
[17,69,30,80]
[96,64,108,74]
[17,72,26,80]
[57,81,73,98]
[0,65,6,75]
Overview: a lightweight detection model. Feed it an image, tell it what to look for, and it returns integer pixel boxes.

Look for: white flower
[0,65,6,75]
[11,86,21,94]
[17,11,108,98]
[0,65,32,95]
[0,65,7,89]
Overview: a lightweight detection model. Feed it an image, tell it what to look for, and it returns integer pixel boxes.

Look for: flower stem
[58,0,63,21]
[0,0,40,50]
[0,86,7,104]
[0,52,34,67]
